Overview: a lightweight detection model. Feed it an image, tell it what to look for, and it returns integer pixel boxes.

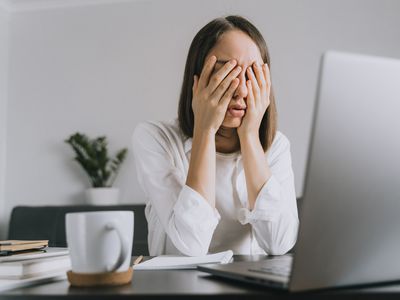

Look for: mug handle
[105,221,129,272]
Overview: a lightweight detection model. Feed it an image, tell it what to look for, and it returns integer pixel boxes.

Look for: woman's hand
[192,55,242,135]
[238,62,271,138]
[238,63,272,209]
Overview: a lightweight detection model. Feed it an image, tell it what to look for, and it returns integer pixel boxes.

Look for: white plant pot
[85,187,120,205]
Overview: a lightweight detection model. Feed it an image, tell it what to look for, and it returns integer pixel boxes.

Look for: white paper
[133,250,233,270]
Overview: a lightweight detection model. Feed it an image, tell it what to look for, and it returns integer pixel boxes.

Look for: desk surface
[2,255,400,299]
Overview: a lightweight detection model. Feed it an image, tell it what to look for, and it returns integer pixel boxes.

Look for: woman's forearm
[186,129,216,207]
[240,132,272,210]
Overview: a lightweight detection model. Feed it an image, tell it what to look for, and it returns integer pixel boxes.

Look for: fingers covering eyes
[212,65,241,100]
[262,63,271,89]
[198,56,217,89]
[246,66,259,97]
[246,79,255,107]
[252,63,266,88]
[208,60,238,92]
[220,78,240,106]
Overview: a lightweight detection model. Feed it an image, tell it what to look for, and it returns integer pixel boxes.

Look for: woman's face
[206,30,264,128]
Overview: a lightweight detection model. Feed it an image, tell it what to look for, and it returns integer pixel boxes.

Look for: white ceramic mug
[66,211,134,274]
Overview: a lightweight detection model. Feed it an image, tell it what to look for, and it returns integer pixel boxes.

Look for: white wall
[2,0,400,238]
[0,1,9,239]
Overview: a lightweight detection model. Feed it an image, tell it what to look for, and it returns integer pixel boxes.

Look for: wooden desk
[2,256,400,299]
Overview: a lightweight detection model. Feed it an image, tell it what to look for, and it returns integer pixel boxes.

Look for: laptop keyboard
[248,256,293,278]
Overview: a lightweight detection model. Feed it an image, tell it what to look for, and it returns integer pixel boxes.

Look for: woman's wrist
[238,130,259,145]
[187,125,217,208]
[193,126,216,140]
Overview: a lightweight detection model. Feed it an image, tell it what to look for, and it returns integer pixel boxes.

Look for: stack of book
[0,241,70,292]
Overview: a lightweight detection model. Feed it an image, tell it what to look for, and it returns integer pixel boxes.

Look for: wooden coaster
[67,267,133,287]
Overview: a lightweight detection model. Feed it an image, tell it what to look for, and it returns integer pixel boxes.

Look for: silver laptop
[198,51,400,292]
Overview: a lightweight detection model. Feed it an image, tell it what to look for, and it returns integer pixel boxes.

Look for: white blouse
[132,119,299,256]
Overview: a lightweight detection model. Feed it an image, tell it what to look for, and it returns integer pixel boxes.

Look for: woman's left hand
[237,62,271,138]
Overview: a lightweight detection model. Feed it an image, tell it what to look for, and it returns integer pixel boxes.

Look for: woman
[132,15,298,256]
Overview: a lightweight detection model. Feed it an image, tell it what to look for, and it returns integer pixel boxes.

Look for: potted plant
[65,132,127,205]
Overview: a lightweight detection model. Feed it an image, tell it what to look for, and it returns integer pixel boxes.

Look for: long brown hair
[178,15,277,151]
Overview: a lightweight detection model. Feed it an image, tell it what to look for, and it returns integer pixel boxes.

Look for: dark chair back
[8,205,148,256]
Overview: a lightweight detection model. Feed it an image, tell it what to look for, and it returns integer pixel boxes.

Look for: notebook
[133,250,233,270]
[0,247,69,263]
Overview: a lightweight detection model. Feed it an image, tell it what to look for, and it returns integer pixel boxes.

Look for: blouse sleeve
[237,133,299,255]
[132,122,220,256]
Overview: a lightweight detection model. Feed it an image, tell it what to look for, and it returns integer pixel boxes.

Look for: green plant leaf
[65,133,128,188]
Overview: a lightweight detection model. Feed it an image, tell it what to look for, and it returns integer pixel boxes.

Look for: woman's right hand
[192,55,242,135]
